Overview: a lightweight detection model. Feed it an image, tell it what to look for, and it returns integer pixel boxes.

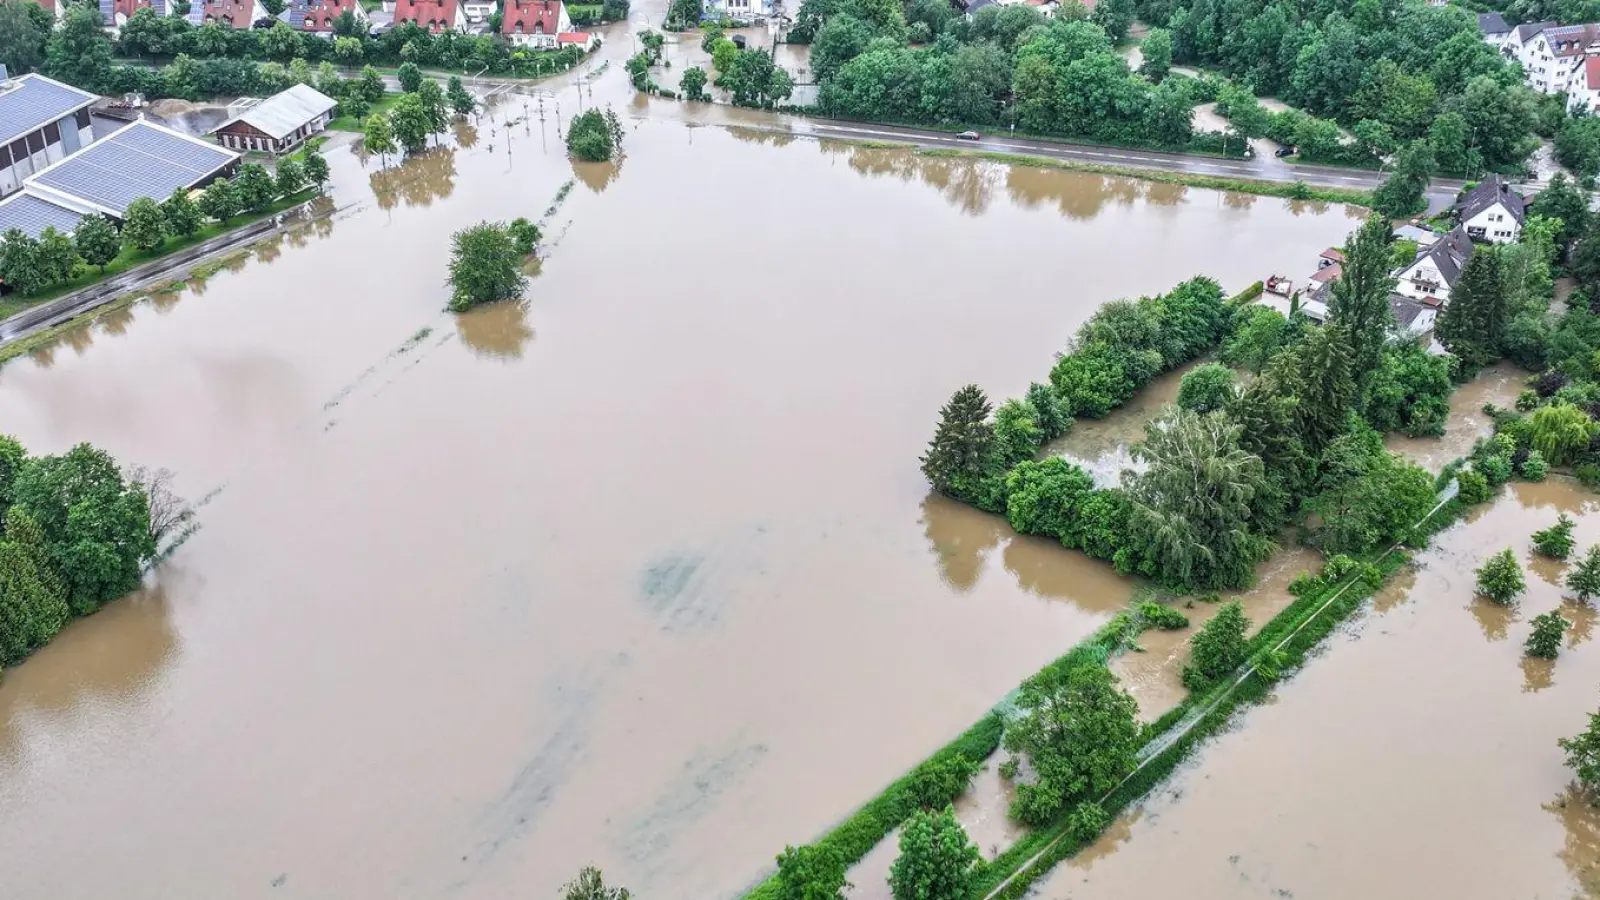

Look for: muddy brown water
[0,102,1359,898]
[1041,478,1600,900]
[1386,360,1528,473]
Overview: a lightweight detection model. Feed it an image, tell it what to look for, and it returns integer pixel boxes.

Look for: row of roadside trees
[0,150,328,299]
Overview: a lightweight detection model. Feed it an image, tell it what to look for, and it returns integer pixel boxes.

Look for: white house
[705,0,773,20]
[1478,12,1512,49]
[1458,174,1526,244]
[1394,226,1475,306]
[1571,55,1600,113]
[1499,21,1600,94]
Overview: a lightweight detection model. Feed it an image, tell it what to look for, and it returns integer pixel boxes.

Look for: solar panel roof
[0,192,89,239]
[31,121,238,216]
[0,75,97,146]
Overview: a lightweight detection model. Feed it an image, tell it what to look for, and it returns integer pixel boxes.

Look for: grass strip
[915,148,1372,206]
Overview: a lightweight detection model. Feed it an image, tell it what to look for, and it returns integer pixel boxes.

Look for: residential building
[210,84,337,154]
[461,0,495,26]
[558,31,598,51]
[1393,223,1439,248]
[301,0,367,32]
[1571,55,1600,113]
[1525,23,1599,93]
[1394,226,1475,306]
[0,72,98,199]
[1390,294,1438,341]
[1317,247,1344,270]
[1478,12,1512,49]
[101,0,173,27]
[1458,174,1525,244]
[501,0,569,46]
[0,120,239,238]
[705,0,770,20]
[393,0,465,31]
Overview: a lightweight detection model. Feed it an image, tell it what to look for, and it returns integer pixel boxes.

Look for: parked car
[1274,146,1294,158]
[956,130,981,141]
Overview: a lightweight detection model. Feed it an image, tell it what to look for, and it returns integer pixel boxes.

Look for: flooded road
[1041,479,1600,900]
[0,86,1360,900]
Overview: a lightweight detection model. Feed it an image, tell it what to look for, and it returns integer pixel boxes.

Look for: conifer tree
[1437,248,1507,367]
[1327,214,1398,401]
[1568,545,1600,603]
[920,385,996,497]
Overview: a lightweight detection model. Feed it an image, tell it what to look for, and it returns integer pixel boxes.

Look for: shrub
[1066,802,1109,845]
[1138,601,1190,630]
[1569,545,1600,602]
[1288,572,1323,597]
[1476,548,1526,605]
[1527,610,1569,659]
[1579,463,1600,488]
[1517,389,1542,412]
[1534,514,1577,560]
[1457,468,1491,505]
[1479,454,1513,485]
[1322,554,1358,581]
[1182,601,1249,688]
[904,755,980,811]
[1176,362,1236,413]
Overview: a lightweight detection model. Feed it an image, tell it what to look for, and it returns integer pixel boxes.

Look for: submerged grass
[915,148,1372,207]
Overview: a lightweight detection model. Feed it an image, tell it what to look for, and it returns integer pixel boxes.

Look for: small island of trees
[446,218,541,312]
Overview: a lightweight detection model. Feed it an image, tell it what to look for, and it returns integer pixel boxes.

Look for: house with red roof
[301,0,367,32]
[501,0,569,47]
[392,0,465,33]
[100,0,169,27]
[558,31,596,51]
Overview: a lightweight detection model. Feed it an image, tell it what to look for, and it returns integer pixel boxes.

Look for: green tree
[1527,402,1597,466]
[1124,408,1274,590]
[507,217,540,254]
[1476,548,1526,605]
[922,384,999,503]
[274,158,306,197]
[0,507,70,665]
[397,60,423,92]
[73,213,119,272]
[906,756,979,810]
[1451,74,1538,170]
[1272,324,1354,454]
[810,14,873,82]
[0,229,40,296]
[10,443,155,616]
[33,226,78,287]
[1568,545,1600,603]
[1560,707,1600,792]
[640,28,665,62]
[1436,247,1505,368]
[333,35,363,68]
[162,186,203,238]
[446,75,475,116]
[1371,139,1434,218]
[1183,600,1249,688]
[1325,214,1397,402]
[1220,306,1289,374]
[1306,425,1436,554]
[234,163,277,212]
[447,221,526,312]
[359,65,385,102]
[1004,663,1139,827]
[680,65,709,101]
[993,397,1042,467]
[1140,28,1172,82]
[1428,110,1474,176]
[389,93,432,154]
[1526,610,1569,659]
[301,147,331,193]
[667,0,701,26]
[1534,514,1577,560]
[1176,362,1235,413]
[775,844,849,900]
[415,78,449,133]
[560,866,631,900]
[44,6,112,91]
[0,0,48,75]
[1025,382,1071,440]
[566,108,616,161]
[199,177,241,222]
[122,197,167,253]
[339,92,370,122]
[1529,172,1590,250]
[889,807,980,900]
[1004,457,1094,543]
[1090,0,1134,42]
[363,111,397,161]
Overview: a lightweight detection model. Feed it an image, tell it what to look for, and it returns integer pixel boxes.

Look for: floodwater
[1044,361,1196,487]
[1040,478,1600,900]
[1386,360,1528,473]
[0,74,1361,900]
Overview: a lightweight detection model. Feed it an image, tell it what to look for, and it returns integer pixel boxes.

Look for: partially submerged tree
[1560,708,1600,793]
[447,222,527,312]
[1183,600,1249,688]
[1176,362,1236,413]
[1476,548,1526,605]
[1533,514,1577,560]
[1003,663,1139,827]
[775,843,849,900]
[1526,610,1569,659]
[560,866,631,900]
[921,385,996,500]
[1569,545,1600,603]
[888,807,980,900]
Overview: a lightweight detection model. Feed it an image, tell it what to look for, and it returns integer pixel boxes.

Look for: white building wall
[1464,205,1521,244]
[1395,260,1452,305]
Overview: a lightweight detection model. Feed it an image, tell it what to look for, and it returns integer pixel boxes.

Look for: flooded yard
[1039,478,1600,900]
[0,87,1360,899]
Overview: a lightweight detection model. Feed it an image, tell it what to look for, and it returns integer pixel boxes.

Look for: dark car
[1274,146,1294,158]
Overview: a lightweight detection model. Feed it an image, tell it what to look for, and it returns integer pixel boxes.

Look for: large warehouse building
[0,71,99,199]
[0,120,240,238]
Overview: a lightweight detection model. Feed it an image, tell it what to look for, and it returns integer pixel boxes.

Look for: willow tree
[1122,408,1274,591]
